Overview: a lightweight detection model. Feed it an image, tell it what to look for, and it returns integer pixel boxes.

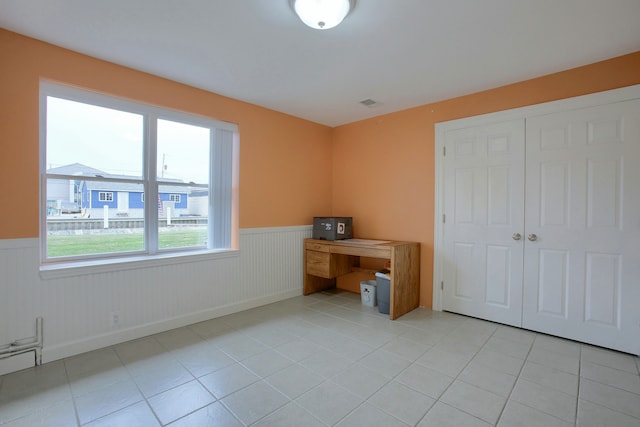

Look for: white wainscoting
[0,226,312,372]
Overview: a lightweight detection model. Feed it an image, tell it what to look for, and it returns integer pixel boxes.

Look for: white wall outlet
[110,311,120,328]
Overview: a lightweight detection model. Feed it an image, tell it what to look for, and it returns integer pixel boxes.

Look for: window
[98,192,114,202]
[41,82,238,263]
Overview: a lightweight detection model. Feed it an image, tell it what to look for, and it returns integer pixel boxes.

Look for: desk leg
[390,243,421,320]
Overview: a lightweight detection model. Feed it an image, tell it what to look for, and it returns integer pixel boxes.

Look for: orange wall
[0,29,333,239]
[332,51,640,309]
[3,29,640,309]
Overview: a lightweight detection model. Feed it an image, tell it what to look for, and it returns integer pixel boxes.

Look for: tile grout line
[412,318,498,426]
[200,307,359,426]
[393,313,459,426]
[574,344,582,426]
[62,359,82,427]
[500,333,582,426]
[481,324,533,426]
[110,340,165,427]
[281,294,427,426]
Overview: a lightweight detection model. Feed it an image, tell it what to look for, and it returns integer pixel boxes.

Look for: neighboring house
[47,163,190,218]
[80,179,188,219]
[187,189,209,217]
[46,163,105,215]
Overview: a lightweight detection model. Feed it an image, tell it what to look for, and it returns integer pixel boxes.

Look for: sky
[46,97,210,183]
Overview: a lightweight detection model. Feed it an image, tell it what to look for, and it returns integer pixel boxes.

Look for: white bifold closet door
[522,100,640,354]
[442,119,525,327]
[442,98,640,355]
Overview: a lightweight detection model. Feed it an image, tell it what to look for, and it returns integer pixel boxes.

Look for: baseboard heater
[0,317,43,369]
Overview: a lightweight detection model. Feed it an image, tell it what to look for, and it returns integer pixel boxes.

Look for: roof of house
[47,162,106,176]
[50,163,191,193]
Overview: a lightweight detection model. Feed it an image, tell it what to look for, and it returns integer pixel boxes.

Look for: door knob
[528,234,538,241]
[512,233,522,241]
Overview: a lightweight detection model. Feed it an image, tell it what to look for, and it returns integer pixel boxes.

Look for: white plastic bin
[360,280,377,307]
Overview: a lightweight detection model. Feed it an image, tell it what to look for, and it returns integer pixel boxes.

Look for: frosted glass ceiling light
[291,0,354,30]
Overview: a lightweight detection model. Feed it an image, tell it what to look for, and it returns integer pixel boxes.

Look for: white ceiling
[1,1,639,127]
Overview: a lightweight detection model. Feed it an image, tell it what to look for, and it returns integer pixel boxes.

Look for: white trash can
[360,280,377,307]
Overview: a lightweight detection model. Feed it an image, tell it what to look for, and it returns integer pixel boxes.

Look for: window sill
[39,249,239,280]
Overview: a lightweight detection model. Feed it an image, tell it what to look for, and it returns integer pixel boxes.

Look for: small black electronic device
[312,217,353,240]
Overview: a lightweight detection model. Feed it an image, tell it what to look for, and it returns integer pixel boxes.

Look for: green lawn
[47,228,207,257]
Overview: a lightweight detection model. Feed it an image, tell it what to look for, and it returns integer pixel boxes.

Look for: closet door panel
[536,248,569,317]
[443,120,525,327]
[523,99,640,355]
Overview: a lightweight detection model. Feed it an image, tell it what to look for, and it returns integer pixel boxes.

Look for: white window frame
[39,81,239,272]
[98,192,114,202]
[169,194,181,203]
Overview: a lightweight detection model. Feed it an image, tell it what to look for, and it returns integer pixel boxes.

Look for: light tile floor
[1,290,639,426]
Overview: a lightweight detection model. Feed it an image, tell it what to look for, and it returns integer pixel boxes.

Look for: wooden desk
[304,238,420,320]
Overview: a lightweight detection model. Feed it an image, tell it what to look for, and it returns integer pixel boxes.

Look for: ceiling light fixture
[291,0,355,30]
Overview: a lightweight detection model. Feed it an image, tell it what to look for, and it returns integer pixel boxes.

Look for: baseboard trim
[42,288,301,363]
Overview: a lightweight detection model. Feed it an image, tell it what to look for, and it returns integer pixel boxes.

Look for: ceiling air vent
[359,98,379,108]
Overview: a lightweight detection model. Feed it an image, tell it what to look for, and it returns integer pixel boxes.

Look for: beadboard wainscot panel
[0,239,41,346]
[0,238,42,374]
[240,225,312,300]
[0,225,311,372]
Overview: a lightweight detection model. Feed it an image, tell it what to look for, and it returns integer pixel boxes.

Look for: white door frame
[433,84,640,312]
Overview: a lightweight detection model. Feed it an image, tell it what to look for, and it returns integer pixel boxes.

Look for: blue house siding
[160,193,187,209]
[90,191,117,208]
[127,192,187,209]
[129,192,145,209]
